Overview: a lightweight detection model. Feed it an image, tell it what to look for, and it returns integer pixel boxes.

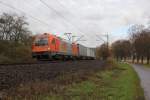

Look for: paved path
[132,64,150,100]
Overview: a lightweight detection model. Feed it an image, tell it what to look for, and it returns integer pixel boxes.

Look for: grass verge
[61,63,144,100]
[144,64,150,68]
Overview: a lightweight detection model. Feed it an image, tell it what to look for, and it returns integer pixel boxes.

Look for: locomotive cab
[32,33,51,59]
[32,33,60,60]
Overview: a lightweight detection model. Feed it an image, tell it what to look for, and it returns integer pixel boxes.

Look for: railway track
[0,61,60,66]
[0,60,97,66]
[0,60,104,92]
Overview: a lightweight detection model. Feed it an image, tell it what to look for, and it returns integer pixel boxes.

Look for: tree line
[97,24,150,64]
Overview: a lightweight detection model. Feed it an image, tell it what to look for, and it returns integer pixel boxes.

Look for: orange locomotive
[32,33,78,60]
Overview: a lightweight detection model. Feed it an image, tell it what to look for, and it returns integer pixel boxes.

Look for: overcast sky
[0,0,150,47]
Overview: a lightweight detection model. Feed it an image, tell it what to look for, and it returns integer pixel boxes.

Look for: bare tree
[129,24,150,64]
[0,13,31,44]
[0,13,14,40]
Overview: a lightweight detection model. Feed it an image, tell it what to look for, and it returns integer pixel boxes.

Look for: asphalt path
[132,64,150,100]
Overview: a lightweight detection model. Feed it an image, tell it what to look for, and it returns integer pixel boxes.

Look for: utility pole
[106,33,109,55]
[106,33,109,49]
[96,33,109,45]
[96,33,109,51]
[96,33,110,60]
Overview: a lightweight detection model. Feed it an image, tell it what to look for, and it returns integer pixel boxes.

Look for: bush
[0,41,34,64]
[0,54,13,64]
[14,45,33,62]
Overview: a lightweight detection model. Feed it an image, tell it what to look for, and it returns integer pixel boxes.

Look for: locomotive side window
[34,37,48,46]
[51,39,55,44]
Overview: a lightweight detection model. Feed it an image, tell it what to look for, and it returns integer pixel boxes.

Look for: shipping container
[86,48,95,57]
[66,42,72,55]
[86,48,90,57]
[90,48,96,57]
[78,44,87,57]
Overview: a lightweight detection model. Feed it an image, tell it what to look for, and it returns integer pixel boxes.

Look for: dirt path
[132,64,150,100]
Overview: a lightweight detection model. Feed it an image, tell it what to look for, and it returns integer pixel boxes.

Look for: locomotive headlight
[48,47,50,50]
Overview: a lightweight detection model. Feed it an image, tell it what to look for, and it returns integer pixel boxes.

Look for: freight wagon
[32,33,96,60]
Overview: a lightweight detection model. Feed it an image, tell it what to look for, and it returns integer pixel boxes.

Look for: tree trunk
[121,56,123,61]
[132,55,135,63]
[116,56,119,61]
[141,56,144,64]
[124,57,126,62]
[147,56,149,64]
[137,56,139,63]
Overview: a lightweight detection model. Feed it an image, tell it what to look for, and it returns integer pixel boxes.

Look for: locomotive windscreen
[34,37,48,46]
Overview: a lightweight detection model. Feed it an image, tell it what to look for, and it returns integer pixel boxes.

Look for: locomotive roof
[35,33,77,45]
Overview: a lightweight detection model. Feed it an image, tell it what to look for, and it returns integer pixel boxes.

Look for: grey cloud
[0,0,150,47]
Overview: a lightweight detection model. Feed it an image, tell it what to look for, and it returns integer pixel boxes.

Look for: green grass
[64,63,144,100]
[144,64,150,68]
[42,62,145,100]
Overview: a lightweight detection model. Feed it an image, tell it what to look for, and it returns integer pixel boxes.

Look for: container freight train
[32,33,96,60]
